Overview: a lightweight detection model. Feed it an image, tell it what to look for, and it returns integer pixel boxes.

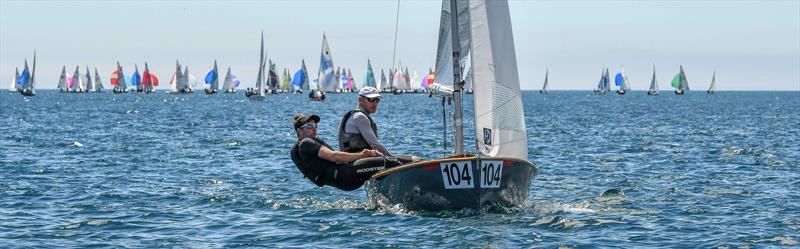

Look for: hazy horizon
[2,0,798,91]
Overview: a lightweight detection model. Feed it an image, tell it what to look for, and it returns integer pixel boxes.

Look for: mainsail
[71,65,82,92]
[9,67,19,92]
[57,66,66,91]
[317,34,336,92]
[94,68,104,92]
[707,70,716,94]
[378,69,387,90]
[364,59,376,88]
[648,64,659,95]
[221,67,239,92]
[83,67,93,92]
[540,69,549,94]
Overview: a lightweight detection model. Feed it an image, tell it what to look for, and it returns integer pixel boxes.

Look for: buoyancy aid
[337,109,378,153]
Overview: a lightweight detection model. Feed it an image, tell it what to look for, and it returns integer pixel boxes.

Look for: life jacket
[338,109,378,153]
[290,137,333,187]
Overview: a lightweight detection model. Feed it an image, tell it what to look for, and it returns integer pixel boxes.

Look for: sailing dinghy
[647,64,659,96]
[671,65,689,95]
[18,51,36,96]
[540,69,549,94]
[707,70,716,94]
[204,60,219,94]
[245,31,267,101]
[366,0,537,211]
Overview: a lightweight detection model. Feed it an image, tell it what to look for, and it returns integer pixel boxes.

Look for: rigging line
[391,0,400,70]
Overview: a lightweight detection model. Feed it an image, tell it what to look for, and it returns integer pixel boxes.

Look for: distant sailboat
[204,60,219,94]
[170,61,192,93]
[671,65,689,95]
[131,65,142,93]
[540,69,549,94]
[378,69,387,91]
[707,70,716,95]
[94,68,104,92]
[221,67,239,93]
[292,60,309,94]
[56,66,67,92]
[246,31,267,101]
[69,65,82,92]
[267,60,280,94]
[111,62,128,94]
[143,63,158,93]
[17,51,37,96]
[647,64,659,96]
[593,67,609,94]
[285,67,293,93]
[615,66,630,95]
[364,59,376,89]
[317,34,337,94]
[83,67,94,92]
[310,34,332,100]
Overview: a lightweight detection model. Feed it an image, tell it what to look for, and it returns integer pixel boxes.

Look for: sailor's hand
[360,149,383,157]
[411,156,421,162]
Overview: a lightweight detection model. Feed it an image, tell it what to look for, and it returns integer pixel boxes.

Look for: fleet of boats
[3,0,729,213]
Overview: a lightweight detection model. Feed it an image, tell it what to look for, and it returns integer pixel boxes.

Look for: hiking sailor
[290,114,397,191]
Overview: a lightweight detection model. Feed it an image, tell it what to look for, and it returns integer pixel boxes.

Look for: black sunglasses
[366,97,381,103]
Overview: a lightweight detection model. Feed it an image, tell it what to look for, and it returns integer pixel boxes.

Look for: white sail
[10,67,19,92]
[469,0,527,159]
[707,70,716,93]
[622,67,630,91]
[183,66,191,91]
[434,0,472,90]
[84,67,94,92]
[56,66,66,91]
[541,69,549,93]
[94,68,104,91]
[70,66,81,92]
[648,64,659,94]
[318,34,336,92]
[222,67,236,92]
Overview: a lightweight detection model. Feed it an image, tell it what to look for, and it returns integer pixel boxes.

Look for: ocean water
[1,90,798,248]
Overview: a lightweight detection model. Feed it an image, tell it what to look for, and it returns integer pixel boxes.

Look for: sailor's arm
[318,146,383,163]
[353,114,393,157]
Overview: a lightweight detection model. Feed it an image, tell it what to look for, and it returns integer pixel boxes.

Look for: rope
[391,0,400,70]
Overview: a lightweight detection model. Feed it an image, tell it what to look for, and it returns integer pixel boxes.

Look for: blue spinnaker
[292,68,304,87]
[205,69,217,84]
[17,67,29,87]
[131,71,141,86]
[615,73,623,86]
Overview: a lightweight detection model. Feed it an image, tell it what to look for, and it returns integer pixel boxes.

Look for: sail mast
[449,0,465,155]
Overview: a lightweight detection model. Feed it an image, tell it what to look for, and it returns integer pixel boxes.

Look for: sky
[1,0,798,91]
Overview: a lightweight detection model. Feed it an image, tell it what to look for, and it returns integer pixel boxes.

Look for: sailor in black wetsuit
[290,114,398,191]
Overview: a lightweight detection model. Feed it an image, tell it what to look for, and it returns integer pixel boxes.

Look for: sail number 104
[440,160,503,189]
[440,161,474,189]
